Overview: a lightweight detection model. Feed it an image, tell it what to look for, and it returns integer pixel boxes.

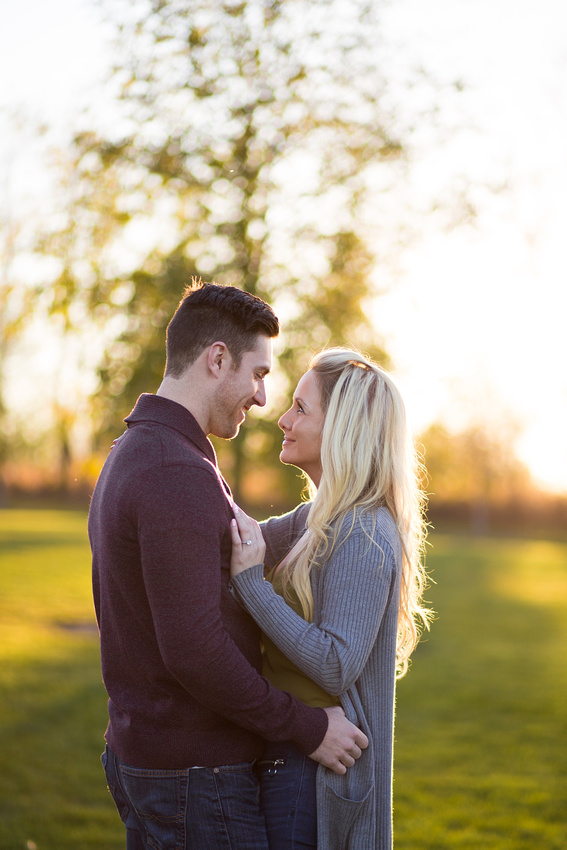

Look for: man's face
[209,335,273,439]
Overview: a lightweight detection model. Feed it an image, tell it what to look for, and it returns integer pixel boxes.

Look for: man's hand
[308,706,369,775]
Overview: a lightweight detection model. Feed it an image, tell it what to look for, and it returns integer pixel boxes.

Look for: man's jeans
[258,741,318,850]
[102,745,269,849]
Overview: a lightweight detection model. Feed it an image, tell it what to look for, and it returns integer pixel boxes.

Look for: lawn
[0,510,565,849]
[394,535,567,848]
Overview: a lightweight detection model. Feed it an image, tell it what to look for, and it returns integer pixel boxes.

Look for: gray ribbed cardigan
[231,503,402,850]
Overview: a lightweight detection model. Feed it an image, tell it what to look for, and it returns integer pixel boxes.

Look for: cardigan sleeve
[231,513,400,695]
[260,503,310,570]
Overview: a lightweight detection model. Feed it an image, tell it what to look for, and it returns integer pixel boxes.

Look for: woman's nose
[278,408,292,432]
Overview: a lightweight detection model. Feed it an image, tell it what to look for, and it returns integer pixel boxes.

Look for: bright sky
[1,0,566,493]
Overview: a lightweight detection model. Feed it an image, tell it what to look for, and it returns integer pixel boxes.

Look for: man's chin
[212,422,241,441]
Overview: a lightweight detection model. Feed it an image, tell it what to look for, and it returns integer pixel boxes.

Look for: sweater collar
[124,394,217,466]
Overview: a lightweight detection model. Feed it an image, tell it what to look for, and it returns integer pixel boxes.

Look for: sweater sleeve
[260,503,310,569]
[135,463,327,753]
[231,516,399,695]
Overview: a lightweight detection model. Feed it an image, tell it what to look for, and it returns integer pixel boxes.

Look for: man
[89,280,367,850]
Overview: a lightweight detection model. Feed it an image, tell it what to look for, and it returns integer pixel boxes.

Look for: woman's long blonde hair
[279,348,432,678]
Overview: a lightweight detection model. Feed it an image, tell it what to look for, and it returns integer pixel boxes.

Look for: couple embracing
[89,280,431,850]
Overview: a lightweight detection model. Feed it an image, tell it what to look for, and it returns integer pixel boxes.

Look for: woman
[229,348,432,850]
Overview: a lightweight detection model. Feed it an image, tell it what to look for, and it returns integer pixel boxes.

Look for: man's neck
[156,375,209,435]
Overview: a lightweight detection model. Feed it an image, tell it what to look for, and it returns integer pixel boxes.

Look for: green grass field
[0,510,565,849]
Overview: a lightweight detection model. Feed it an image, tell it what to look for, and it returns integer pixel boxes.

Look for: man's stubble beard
[209,381,243,441]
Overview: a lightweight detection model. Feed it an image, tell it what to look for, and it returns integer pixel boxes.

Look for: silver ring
[244,539,253,546]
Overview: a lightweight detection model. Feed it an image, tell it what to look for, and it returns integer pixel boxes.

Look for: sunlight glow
[1,0,566,493]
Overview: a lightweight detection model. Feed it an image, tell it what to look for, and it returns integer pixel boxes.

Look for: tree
[39,0,433,499]
[0,218,36,503]
[421,422,533,534]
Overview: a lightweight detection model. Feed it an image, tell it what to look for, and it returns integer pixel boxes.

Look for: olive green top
[261,566,340,709]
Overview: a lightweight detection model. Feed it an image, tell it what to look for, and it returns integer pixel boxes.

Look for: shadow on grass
[0,510,90,553]
[0,635,122,850]
[0,534,90,554]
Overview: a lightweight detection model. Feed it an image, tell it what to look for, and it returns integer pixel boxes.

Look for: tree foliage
[38,0,423,498]
[421,421,534,533]
[0,216,39,500]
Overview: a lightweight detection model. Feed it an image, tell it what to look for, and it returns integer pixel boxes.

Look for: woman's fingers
[229,518,242,545]
[233,507,262,545]
[233,506,252,535]
[230,509,266,576]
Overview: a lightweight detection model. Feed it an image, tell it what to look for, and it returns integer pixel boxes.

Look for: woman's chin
[280,448,300,468]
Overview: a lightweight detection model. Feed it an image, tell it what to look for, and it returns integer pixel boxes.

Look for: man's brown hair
[164,278,279,378]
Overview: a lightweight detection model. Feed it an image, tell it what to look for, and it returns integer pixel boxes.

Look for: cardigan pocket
[319,779,375,844]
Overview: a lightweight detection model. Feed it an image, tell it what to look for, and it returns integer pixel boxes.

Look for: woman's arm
[231,514,400,695]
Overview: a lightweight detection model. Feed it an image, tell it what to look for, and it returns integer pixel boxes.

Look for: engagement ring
[244,539,253,546]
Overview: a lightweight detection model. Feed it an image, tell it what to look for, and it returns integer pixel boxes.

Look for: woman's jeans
[102,745,269,849]
[258,741,318,850]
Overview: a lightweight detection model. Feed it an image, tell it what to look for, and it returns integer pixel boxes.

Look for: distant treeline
[2,479,566,542]
[426,495,567,540]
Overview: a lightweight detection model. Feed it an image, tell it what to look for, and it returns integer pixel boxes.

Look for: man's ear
[207,341,230,378]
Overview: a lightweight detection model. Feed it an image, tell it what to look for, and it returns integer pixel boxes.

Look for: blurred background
[0,2,566,847]
[0,0,565,532]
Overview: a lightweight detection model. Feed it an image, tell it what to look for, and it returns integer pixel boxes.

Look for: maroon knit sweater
[89,394,327,769]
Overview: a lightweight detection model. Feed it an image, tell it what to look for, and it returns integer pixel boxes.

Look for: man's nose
[252,380,266,407]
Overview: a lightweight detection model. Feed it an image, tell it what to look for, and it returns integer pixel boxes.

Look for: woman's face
[278,369,325,485]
